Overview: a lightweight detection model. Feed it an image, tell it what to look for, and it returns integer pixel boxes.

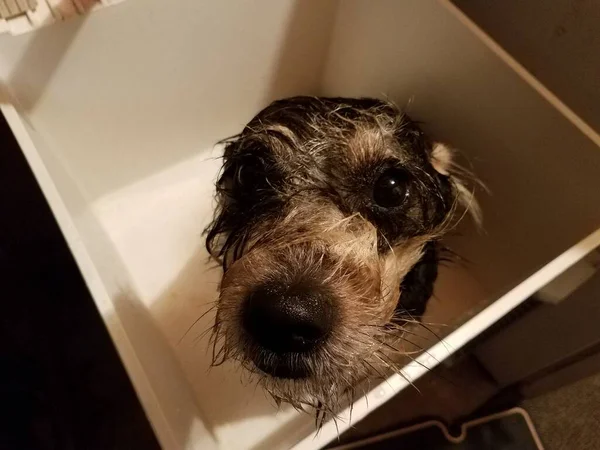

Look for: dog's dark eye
[236,158,269,190]
[373,168,410,208]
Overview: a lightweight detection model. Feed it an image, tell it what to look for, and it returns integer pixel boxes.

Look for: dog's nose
[243,282,335,354]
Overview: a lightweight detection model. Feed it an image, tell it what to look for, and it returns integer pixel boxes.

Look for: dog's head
[205,97,477,415]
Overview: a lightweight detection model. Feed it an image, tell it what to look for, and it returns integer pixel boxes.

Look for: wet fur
[204,97,478,419]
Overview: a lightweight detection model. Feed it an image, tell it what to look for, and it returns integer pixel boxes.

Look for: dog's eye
[235,157,271,191]
[373,168,410,208]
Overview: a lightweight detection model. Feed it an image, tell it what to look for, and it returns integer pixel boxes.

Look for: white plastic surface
[1,0,600,449]
[0,0,125,36]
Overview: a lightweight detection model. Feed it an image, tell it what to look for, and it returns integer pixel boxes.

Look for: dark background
[0,114,159,450]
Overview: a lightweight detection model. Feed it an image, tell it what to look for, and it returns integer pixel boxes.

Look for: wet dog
[205,96,479,419]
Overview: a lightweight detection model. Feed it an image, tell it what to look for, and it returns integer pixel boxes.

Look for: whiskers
[196,289,451,432]
[177,301,218,344]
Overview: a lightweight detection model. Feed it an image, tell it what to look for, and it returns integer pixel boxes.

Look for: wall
[452,0,600,134]
[0,0,338,201]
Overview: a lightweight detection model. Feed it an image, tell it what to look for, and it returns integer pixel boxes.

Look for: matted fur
[203,97,479,420]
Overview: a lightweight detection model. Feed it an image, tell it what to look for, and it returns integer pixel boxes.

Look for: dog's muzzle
[242,280,336,379]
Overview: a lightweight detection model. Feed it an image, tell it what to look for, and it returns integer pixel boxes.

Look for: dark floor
[0,114,160,449]
[524,372,600,450]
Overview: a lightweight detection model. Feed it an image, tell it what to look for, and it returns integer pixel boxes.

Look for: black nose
[242,282,335,355]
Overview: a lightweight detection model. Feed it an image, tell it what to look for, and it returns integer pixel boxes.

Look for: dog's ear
[430,142,482,227]
[397,241,438,318]
[429,142,453,176]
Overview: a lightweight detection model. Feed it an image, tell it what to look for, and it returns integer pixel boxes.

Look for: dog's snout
[243,282,335,355]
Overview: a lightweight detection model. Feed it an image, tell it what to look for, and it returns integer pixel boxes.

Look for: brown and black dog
[205,96,479,420]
